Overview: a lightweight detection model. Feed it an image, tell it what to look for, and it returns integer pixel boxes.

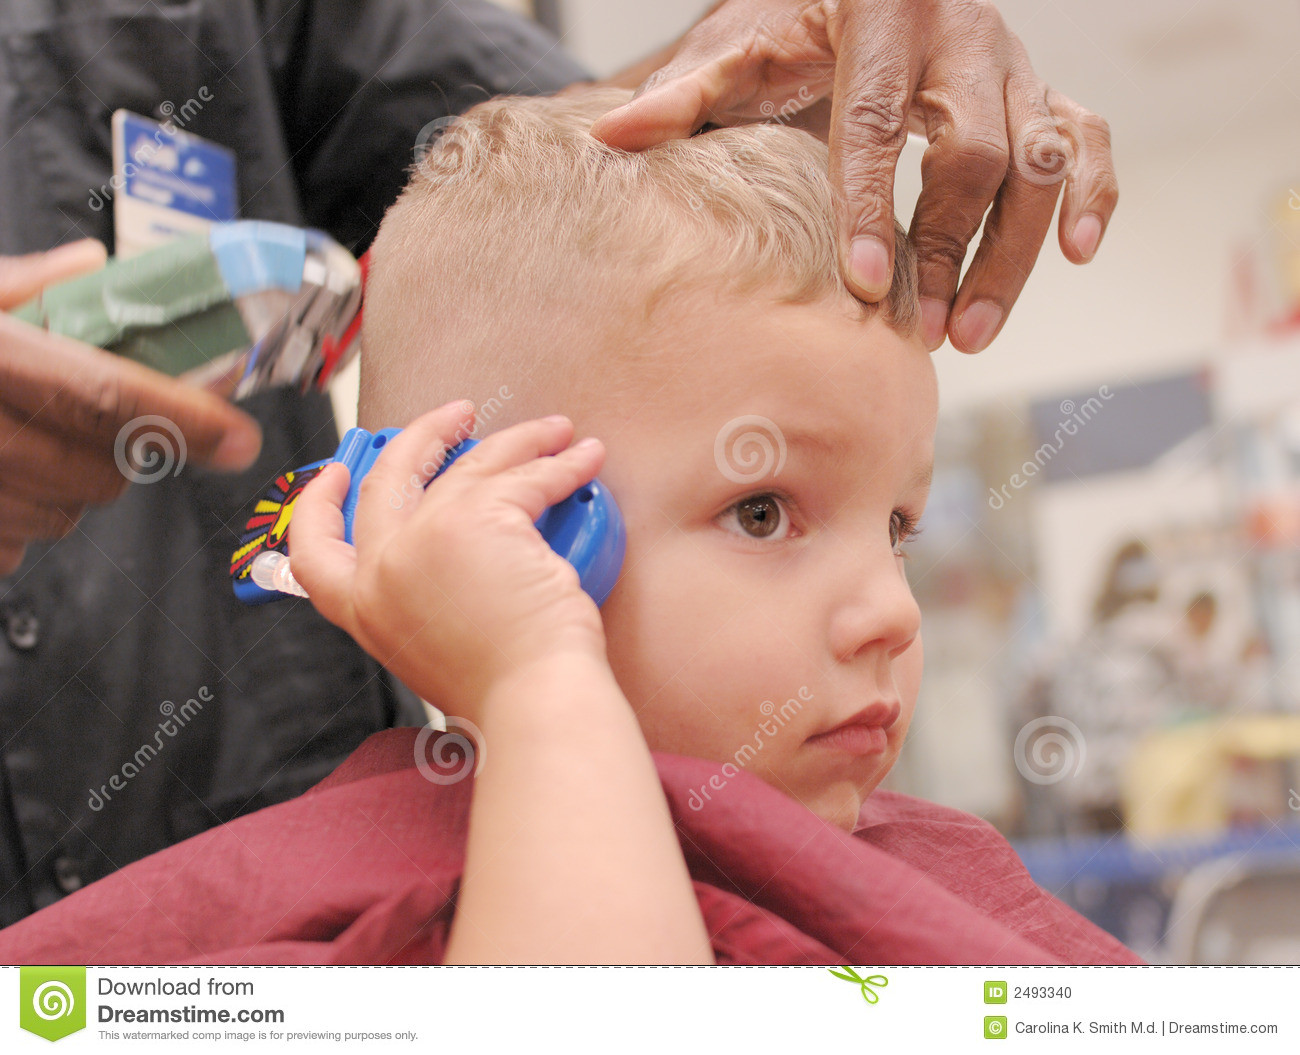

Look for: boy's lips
[805,700,901,756]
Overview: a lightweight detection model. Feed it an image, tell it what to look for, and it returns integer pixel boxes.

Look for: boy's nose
[827,547,922,664]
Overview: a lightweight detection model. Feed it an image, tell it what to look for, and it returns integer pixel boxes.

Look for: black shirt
[0,0,588,925]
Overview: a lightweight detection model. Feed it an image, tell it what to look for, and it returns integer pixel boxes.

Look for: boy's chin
[802,782,873,832]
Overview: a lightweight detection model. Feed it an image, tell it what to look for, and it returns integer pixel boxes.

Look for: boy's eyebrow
[782,429,934,493]
[783,428,855,471]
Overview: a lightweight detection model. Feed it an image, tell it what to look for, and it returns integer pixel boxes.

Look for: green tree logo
[19,966,86,1041]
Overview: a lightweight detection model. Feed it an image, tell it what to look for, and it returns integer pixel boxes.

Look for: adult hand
[590,0,1118,353]
[0,239,263,574]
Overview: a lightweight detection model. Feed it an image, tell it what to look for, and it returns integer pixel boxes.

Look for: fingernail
[849,236,890,297]
[543,414,569,425]
[314,461,347,484]
[919,298,949,350]
[631,72,667,101]
[573,437,600,451]
[1072,214,1103,259]
[955,301,1003,353]
[212,421,263,470]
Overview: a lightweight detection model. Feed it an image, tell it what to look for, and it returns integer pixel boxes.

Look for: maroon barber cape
[0,729,1141,965]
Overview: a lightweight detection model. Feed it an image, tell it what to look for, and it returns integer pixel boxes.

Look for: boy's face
[584,292,938,832]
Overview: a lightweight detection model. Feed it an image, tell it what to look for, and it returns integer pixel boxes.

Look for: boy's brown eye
[736,496,781,538]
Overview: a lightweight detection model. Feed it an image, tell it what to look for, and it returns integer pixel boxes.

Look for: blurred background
[327,1,1300,962]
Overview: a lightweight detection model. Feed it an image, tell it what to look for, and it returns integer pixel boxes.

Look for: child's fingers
[477,438,606,525]
[289,462,358,624]
[352,400,476,545]
[440,414,575,483]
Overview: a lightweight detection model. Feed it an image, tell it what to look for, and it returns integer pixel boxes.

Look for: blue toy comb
[231,427,625,606]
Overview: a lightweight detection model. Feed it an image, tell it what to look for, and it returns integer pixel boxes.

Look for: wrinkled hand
[590,0,1118,353]
[0,240,263,573]
[290,401,608,717]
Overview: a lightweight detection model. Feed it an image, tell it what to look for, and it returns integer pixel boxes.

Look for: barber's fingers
[588,0,842,148]
[0,313,262,472]
[0,494,85,575]
[0,491,85,542]
[0,407,128,505]
[826,6,924,302]
[1050,88,1118,264]
[0,541,26,576]
[588,1,773,150]
[288,461,356,625]
[0,238,107,310]
[941,66,1063,354]
[591,70,725,151]
[349,400,478,548]
[942,84,1116,353]
[908,76,1011,351]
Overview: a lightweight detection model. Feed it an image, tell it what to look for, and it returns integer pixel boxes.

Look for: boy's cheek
[599,533,732,671]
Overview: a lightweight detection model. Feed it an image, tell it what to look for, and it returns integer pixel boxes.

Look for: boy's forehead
[621,295,938,441]
[588,295,937,504]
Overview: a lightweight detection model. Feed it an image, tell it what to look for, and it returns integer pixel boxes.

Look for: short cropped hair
[360,86,919,428]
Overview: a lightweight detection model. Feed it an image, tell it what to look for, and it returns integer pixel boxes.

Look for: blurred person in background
[1164,591,1241,716]
[1013,540,1180,834]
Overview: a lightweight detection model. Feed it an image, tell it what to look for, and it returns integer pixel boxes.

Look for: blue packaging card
[111,109,238,255]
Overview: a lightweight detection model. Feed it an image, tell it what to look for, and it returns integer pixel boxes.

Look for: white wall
[557,1,707,77]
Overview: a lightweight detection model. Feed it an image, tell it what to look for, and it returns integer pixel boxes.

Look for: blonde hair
[361,86,919,428]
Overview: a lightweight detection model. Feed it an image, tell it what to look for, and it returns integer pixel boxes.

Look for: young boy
[286,86,1135,964]
[0,88,1139,965]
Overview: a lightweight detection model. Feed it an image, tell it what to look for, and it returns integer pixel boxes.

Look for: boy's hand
[290,400,609,715]
[296,401,712,964]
